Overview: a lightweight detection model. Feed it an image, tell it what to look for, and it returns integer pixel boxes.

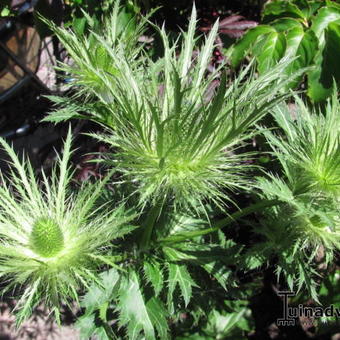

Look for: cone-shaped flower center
[30,217,64,258]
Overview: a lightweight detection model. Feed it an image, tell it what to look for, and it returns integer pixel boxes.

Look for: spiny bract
[0,130,134,324]
[257,89,340,269]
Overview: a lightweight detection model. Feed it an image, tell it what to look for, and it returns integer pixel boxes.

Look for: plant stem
[139,203,162,250]
[159,199,281,244]
[103,322,119,340]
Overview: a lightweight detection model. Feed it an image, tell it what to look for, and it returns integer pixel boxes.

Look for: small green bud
[30,217,64,258]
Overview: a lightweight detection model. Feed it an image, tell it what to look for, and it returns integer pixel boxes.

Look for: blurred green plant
[250,89,340,300]
[316,269,340,333]
[230,0,340,102]
[63,0,140,36]
[175,300,254,340]
[0,6,11,17]
[42,0,150,108]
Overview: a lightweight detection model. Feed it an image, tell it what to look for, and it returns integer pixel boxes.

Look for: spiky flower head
[263,90,340,200]
[42,0,150,103]
[45,5,296,212]
[0,130,134,324]
[257,90,340,253]
[255,91,340,298]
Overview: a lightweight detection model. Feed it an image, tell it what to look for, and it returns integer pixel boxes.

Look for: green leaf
[239,251,267,271]
[300,0,324,19]
[285,26,318,65]
[42,109,86,123]
[307,53,331,101]
[118,270,155,340]
[326,0,340,12]
[307,6,340,101]
[231,2,340,97]
[308,20,340,102]
[230,25,274,68]
[201,262,233,290]
[320,21,340,88]
[163,242,239,263]
[271,17,302,32]
[163,243,239,291]
[205,308,248,337]
[160,200,281,244]
[1,6,10,16]
[146,297,170,340]
[196,300,254,339]
[253,31,287,73]
[263,1,306,22]
[73,16,87,35]
[311,6,340,41]
[307,52,332,102]
[81,269,120,313]
[143,260,164,296]
[93,327,112,340]
[76,313,97,340]
[167,263,197,313]
[283,26,318,88]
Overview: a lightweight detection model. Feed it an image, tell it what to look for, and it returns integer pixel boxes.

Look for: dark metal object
[0,122,32,139]
[0,0,51,138]
[0,39,50,96]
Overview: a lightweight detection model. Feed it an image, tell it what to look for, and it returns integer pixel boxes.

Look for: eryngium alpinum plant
[0,131,134,324]
[14,3,339,338]
[45,5,297,214]
[259,90,339,249]
[42,0,152,105]
[253,90,340,299]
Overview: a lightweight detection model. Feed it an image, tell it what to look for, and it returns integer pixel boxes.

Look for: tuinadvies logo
[277,291,340,327]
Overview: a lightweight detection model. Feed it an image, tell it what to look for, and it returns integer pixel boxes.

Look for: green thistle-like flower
[0,130,134,324]
[264,90,340,200]
[44,5,297,212]
[41,0,149,103]
[30,217,64,257]
[257,89,340,252]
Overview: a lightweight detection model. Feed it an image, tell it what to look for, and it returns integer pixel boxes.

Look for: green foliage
[280,269,340,335]
[166,263,197,312]
[318,270,340,307]
[0,0,14,17]
[143,260,164,296]
[78,268,170,340]
[316,270,340,332]
[118,270,160,340]
[41,0,148,104]
[252,89,340,299]
[230,0,340,102]
[77,269,120,339]
[175,300,254,340]
[0,6,10,17]
[262,89,340,204]
[77,213,244,339]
